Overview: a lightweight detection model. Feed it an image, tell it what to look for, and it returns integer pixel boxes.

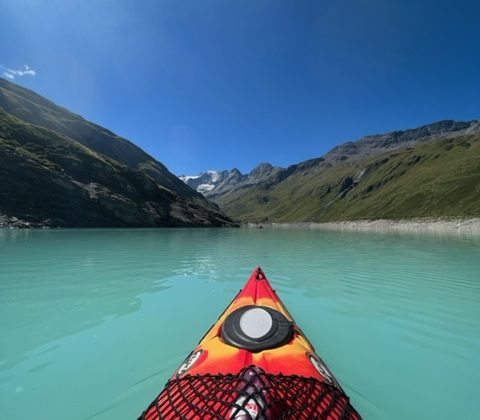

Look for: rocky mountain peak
[248,162,279,181]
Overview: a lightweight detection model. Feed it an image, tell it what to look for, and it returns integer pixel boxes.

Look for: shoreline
[3,214,480,235]
[245,218,480,236]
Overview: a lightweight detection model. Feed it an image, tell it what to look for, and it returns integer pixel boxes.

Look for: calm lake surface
[0,228,479,419]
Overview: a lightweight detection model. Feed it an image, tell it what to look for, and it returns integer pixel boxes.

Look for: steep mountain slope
[0,79,234,227]
[0,78,196,197]
[195,121,480,222]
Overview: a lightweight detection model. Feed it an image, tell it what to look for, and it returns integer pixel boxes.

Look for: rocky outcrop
[0,214,36,228]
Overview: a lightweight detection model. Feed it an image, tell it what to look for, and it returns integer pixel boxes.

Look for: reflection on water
[0,228,479,419]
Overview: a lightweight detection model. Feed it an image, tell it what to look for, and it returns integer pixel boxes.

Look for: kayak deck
[139,267,360,419]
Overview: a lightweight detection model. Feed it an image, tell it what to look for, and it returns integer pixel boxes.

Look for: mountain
[179,170,239,195]
[180,163,284,198]
[0,78,235,227]
[182,120,480,222]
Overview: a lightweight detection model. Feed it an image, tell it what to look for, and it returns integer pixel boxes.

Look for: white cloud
[1,64,37,80]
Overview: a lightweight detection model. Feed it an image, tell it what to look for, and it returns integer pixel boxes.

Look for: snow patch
[207,170,220,182]
[179,175,200,182]
[197,183,215,194]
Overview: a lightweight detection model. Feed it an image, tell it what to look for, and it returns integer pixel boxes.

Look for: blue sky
[1,0,479,175]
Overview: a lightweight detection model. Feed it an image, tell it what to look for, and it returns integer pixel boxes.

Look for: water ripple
[0,228,479,420]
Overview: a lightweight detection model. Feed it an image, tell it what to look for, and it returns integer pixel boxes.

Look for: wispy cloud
[1,64,37,80]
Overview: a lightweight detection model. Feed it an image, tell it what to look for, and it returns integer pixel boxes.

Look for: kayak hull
[140,267,360,419]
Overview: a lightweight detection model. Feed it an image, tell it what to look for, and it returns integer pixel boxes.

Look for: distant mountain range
[0,79,235,227]
[181,120,480,222]
[179,163,283,197]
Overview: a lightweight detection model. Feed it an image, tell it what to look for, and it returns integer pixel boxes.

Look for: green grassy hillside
[216,133,480,222]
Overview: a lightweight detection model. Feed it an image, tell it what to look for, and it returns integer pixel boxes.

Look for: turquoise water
[0,228,479,419]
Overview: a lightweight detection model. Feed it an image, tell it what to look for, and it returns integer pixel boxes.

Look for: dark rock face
[0,79,236,227]
[339,177,354,194]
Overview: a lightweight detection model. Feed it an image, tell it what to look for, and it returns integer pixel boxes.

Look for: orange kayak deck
[140,267,360,419]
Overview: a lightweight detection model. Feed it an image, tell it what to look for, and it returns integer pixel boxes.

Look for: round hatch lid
[221,305,293,352]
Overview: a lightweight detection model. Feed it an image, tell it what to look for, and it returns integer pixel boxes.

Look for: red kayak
[139,267,360,419]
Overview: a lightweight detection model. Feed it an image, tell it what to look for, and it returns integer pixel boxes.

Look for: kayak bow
[140,267,360,419]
